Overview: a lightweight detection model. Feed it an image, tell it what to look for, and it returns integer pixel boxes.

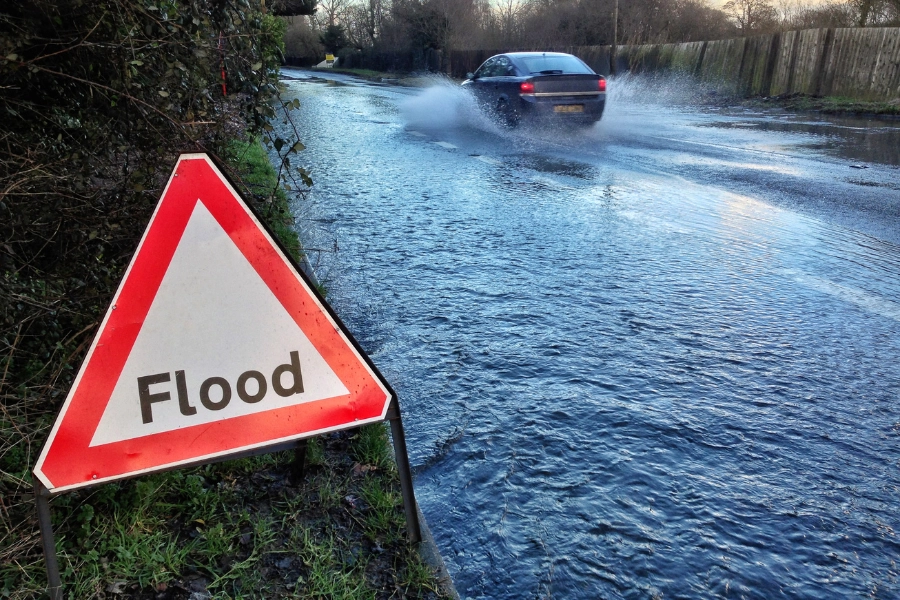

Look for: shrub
[0,0,295,593]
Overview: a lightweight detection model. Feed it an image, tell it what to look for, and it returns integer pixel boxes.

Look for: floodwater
[276,70,900,599]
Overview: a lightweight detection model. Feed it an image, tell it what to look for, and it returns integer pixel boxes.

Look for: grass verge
[305,67,439,88]
[743,94,900,116]
[0,138,449,599]
[312,67,391,79]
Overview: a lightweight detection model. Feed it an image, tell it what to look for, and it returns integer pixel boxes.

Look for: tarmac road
[276,68,900,599]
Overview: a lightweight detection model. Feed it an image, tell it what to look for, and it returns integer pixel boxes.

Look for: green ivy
[0,1,308,595]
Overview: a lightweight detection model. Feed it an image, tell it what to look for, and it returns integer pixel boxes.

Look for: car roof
[503,52,576,59]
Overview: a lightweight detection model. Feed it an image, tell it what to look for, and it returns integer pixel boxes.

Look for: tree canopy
[282,0,900,64]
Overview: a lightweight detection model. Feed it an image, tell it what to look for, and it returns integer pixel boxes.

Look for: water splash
[400,73,727,146]
[399,80,502,133]
[606,72,723,109]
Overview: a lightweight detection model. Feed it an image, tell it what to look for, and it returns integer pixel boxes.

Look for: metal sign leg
[34,481,63,600]
[290,439,308,484]
[387,399,422,544]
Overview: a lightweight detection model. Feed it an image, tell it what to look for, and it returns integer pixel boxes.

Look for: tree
[723,0,779,34]
[850,0,900,25]
[285,16,326,60]
[669,0,735,42]
[775,0,856,29]
[316,0,350,27]
[390,0,453,50]
[494,0,527,47]
[342,0,385,47]
[320,23,349,50]
[270,0,319,15]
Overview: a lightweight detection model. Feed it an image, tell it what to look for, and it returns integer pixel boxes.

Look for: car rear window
[517,55,593,75]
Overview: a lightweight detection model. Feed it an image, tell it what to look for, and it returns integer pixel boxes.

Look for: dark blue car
[462,52,607,127]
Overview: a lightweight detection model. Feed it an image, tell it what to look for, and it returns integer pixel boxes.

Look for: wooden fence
[595,27,899,101]
[311,28,900,101]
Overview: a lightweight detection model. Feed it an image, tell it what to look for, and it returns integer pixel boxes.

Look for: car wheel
[496,98,519,128]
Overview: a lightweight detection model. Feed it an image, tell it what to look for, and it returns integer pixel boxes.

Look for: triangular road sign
[34,153,394,493]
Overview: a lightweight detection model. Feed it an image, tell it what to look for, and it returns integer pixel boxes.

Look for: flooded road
[276,69,900,599]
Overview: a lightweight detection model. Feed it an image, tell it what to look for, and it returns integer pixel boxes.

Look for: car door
[491,56,519,104]
[468,57,500,105]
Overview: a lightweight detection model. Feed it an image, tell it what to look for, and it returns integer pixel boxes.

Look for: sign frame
[32,152,421,599]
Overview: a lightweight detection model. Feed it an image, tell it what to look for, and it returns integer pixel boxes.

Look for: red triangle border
[34,154,393,492]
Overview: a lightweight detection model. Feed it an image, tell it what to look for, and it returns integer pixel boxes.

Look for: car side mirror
[466,72,475,80]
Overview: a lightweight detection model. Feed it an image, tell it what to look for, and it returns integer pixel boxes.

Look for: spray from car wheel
[399,78,503,134]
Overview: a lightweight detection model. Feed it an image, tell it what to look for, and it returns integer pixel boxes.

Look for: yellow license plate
[554,104,584,113]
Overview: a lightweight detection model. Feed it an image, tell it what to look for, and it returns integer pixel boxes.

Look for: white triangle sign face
[90,201,350,446]
[34,154,394,493]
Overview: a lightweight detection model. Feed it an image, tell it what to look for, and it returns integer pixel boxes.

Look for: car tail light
[599,79,607,92]
[520,81,535,94]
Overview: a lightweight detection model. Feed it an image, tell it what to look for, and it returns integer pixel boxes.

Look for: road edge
[417,505,460,599]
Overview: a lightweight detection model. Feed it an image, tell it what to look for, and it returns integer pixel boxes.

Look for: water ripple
[277,76,900,599]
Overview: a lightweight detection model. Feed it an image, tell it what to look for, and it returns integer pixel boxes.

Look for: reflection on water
[698,113,900,166]
[276,74,900,599]
[605,72,900,167]
[515,155,596,179]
